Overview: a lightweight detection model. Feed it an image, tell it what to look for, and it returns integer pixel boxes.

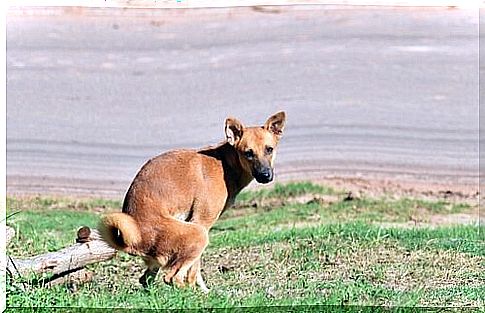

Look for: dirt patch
[242,175,479,205]
[310,177,479,204]
[375,211,479,229]
[428,212,479,225]
[233,193,340,211]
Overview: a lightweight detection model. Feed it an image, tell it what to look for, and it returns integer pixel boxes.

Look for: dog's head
[225,111,286,184]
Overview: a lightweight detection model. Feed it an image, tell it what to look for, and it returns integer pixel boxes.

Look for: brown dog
[99,111,286,292]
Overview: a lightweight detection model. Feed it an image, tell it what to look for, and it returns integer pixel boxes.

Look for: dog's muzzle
[254,168,274,184]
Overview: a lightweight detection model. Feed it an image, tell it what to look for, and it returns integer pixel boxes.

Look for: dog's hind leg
[170,228,208,289]
[187,258,200,287]
[187,258,209,293]
[163,262,182,285]
[172,257,200,289]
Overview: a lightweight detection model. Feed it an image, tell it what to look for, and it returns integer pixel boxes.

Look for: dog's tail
[99,212,142,255]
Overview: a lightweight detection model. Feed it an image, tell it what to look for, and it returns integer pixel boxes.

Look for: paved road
[6,6,479,197]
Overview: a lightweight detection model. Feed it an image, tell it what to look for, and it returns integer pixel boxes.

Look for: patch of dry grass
[201,237,484,306]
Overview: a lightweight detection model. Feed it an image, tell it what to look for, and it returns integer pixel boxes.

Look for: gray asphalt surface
[6,6,479,197]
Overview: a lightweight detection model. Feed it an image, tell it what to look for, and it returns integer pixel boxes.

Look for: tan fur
[99,111,286,292]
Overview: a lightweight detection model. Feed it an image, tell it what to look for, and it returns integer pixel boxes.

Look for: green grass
[5,182,484,309]
[235,181,336,202]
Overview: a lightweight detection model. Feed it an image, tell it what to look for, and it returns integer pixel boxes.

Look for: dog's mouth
[253,169,274,184]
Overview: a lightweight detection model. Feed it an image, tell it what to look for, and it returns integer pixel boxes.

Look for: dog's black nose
[261,171,271,179]
[254,169,273,184]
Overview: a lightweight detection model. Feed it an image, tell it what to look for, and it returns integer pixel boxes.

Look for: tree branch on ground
[6,227,116,287]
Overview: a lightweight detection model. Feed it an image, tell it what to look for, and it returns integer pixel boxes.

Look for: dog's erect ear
[225,117,244,146]
[264,111,286,138]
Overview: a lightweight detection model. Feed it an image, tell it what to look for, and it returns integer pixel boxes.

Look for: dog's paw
[163,274,172,285]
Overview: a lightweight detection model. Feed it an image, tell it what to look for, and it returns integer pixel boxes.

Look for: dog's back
[122,149,229,228]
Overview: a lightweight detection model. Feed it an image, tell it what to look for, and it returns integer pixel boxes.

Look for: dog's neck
[198,141,253,197]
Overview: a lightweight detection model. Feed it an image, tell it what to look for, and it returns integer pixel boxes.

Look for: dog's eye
[265,147,274,155]
[244,150,254,159]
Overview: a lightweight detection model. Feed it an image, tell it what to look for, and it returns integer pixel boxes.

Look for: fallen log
[7,227,116,279]
[45,268,95,290]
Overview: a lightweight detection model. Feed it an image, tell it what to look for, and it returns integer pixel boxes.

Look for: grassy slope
[5,182,485,309]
